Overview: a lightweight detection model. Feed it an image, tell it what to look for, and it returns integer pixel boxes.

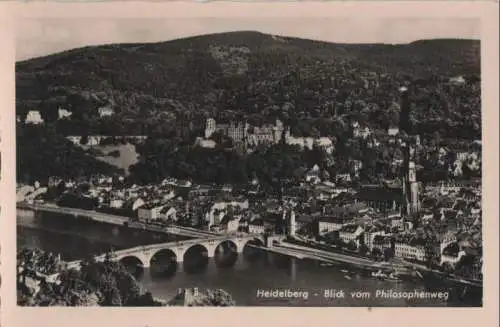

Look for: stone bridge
[92,233,266,268]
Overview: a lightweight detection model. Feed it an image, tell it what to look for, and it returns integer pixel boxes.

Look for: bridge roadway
[17,202,219,239]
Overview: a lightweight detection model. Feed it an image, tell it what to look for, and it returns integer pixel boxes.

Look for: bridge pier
[233,252,247,270]
[289,258,297,281]
[176,262,184,273]
[206,258,218,275]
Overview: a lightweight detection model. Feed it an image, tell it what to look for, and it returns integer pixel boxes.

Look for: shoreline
[17,203,482,290]
[17,202,218,238]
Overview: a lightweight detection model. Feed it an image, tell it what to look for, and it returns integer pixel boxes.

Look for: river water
[17,210,481,307]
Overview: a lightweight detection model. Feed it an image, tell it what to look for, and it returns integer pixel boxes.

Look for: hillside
[16,31,481,138]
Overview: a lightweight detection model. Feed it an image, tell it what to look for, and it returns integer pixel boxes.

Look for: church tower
[205,118,216,139]
[399,86,420,216]
[408,161,420,213]
[289,209,296,237]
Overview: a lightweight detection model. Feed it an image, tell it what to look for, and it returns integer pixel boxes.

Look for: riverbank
[17,204,482,292]
[279,239,483,289]
[18,217,481,306]
[17,202,217,238]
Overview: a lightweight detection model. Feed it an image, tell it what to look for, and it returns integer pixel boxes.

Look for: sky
[16,17,480,61]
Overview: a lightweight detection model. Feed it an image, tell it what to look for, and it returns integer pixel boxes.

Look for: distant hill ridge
[16,31,480,130]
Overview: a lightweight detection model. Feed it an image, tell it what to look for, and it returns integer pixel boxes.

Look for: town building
[394,237,426,262]
[338,224,364,247]
[368,233,393,253]
[317,216,350,235]
[440,242,466,267]
[248,220,265,234]
[357,184,405,212]
[284,135,314,150]
[205,199,249,229]
[137,204,165,221]
[204,118,284,147]
[388,126,399,136]
[220,214,242,233]
[194,137,216,149]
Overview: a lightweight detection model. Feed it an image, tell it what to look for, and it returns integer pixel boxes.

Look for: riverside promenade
[17,202,219,239]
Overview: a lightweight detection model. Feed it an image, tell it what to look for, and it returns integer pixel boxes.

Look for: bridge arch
[116,255,146,267]
[183,243,213,262]
[214,240,238,254]
[149,248,178,277]
[241,237,266,261]
[182,243,213,273]
[150,248,178,266]
[117,255,146,278]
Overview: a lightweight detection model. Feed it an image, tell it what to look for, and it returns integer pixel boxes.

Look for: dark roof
[160,206,175,214]
[249,219,264,226]
[319,215,350,224]
[442,242,460,256]
[373,235,391,244]
[357,185,404,202]
[339,224,361,233]
[395,235,426,247]
[296,215,316,224]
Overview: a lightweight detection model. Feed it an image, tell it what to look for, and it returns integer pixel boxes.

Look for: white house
[220,215,242,233]
[160,206,177,221]
[25,110,44,124]
[440,242,466,267]
[317,216,350,235]
[394,239,426,262]
[314,137,334,154]
[131,198,146,211]
[305,164,321,185]
[449,75,466,85]
[98,107,115,118]
[137,205,165,221]
[364,230,391,251]
[162,190,176,202]
[285,136,314,150]
[336,173,351,183]
[360,127,372,139]
[388,127,399,136]
[338,224,364,247]
[58,108,73,120]
[248,221,265,234]
[194,137,216,149]
[109,199,124,209]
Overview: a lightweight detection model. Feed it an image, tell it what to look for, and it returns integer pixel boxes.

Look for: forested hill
[16,31,481,138]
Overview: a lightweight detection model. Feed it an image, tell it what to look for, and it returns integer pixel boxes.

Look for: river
[17,210,481,307]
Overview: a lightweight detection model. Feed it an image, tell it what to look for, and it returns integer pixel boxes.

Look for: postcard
[0,1,498,327]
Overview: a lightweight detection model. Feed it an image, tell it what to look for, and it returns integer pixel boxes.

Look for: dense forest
[15,32,481,185]
[16,32,480,138]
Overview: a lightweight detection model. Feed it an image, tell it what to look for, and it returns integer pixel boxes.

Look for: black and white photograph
[13,13,487,308]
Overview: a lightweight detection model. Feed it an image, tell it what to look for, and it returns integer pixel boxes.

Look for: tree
[347,241,358,251]
[371,248,383,260]
[358,244,370,255]
[80,135,89,146]
[441,262,455,275]
[383,248,395,261]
